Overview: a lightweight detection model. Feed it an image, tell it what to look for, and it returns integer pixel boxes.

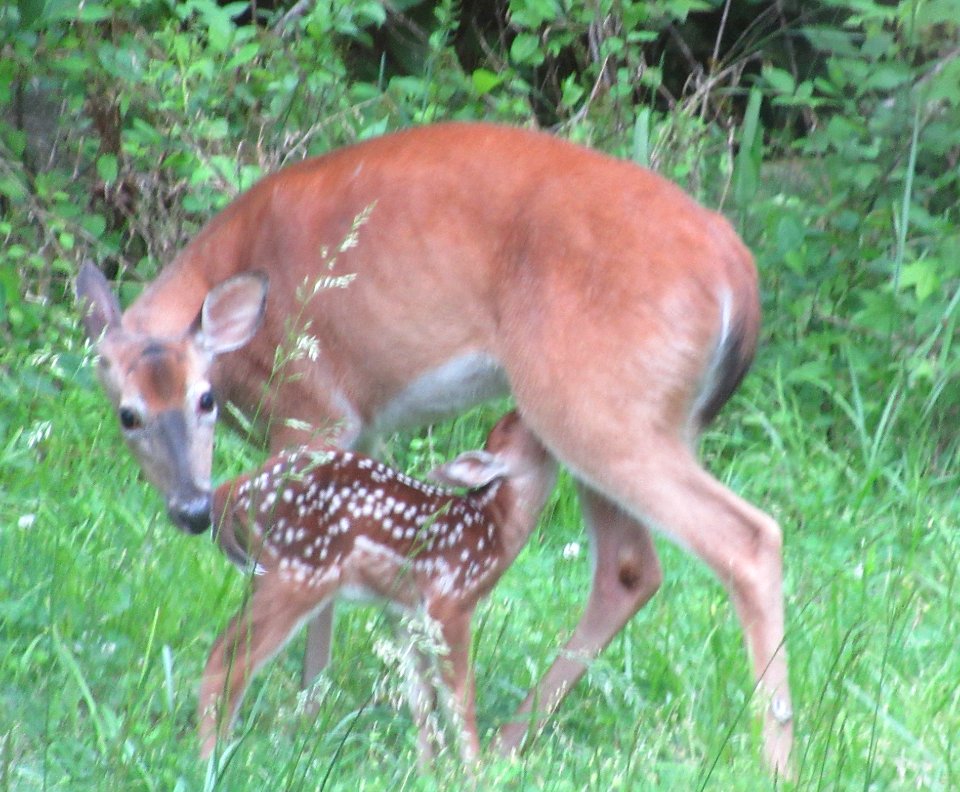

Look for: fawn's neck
[476,463,557,568]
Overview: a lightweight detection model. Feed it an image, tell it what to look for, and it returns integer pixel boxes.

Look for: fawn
[200,411,556,762]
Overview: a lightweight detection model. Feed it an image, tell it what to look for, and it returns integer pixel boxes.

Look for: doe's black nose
[168,492,212,534]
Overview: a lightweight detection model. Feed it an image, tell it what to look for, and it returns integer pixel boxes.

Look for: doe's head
[75,262,268,534]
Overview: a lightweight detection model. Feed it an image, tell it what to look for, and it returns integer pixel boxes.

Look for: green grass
[2,336,958,791]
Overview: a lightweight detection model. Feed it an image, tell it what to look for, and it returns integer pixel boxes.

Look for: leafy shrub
[750,0,960,459]
[0,0,957,457]
[2,2,960,787]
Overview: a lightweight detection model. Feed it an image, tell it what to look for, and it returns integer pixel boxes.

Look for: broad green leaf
[199,1,235,52]
[560,73,585,108]
[899,259,941,303]
[80,213,107,238]
[17,0,46,28]
[96,154,118,185]
[763,65,795,95]
[864,63,910,91]
[472,69,503,95]
[0,266,20,312]
[227,42,261,69]
[801,26,859,56]
[508,0,561,28]
[925,59,960,106]
[916,0,960,27]
[0,175,27,202]
[76,2,112,22]
[510,33,543,66]
[200,118,230,140]
[775,215,806,258]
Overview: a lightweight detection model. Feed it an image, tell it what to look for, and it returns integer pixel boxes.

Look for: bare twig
[702,0,733,121]
[274,0,314,35]
[555,55,612,132]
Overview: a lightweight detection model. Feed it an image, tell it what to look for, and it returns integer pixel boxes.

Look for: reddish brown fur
[201,411,555,762]
[136,346,187,407]
[214,450,506,597]
[78,123,792,774]
[122,124,758,440]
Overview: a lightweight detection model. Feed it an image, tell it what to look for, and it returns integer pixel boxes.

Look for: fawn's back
[214,447,514,607]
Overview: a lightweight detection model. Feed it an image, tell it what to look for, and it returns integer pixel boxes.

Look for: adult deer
[76,122,793,773]
[202,411,555,762]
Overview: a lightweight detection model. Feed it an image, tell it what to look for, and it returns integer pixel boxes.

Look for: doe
[200,411,556,762]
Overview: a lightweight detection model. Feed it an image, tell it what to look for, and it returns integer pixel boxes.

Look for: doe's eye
[198,390,216,413]
[119,406,141,430]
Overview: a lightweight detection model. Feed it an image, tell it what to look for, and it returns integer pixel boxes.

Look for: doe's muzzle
[168,491,212,534]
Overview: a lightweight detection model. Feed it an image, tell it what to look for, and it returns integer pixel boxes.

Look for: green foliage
[4,336,960,789]
[749,0,960,462]
[1,0,959,788]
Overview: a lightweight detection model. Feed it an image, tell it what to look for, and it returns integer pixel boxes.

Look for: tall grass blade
[51,625,109,755]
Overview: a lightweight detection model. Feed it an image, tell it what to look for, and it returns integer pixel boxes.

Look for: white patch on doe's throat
[365,352,509,439]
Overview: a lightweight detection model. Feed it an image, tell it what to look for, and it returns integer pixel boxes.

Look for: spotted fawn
[199,411,556,763]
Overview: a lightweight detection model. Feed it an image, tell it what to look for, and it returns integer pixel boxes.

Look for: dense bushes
[1,0,958,447]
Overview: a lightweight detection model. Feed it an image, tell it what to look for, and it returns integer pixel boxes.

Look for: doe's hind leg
[496,487,662,752]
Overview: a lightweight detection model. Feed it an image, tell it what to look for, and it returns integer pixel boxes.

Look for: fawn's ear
[428,450,509,490]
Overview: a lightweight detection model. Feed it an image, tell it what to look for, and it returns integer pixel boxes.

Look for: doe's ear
[198,271,269,354]
[75,260,122,342]
[428,450,509,490]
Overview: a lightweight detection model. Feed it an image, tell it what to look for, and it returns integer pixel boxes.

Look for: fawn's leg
[199,578,334,758]
[433,607,481,763]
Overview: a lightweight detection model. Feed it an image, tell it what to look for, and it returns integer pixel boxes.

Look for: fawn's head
[431,411,551,483]
[429,411,555,512]
[76,262,268,534]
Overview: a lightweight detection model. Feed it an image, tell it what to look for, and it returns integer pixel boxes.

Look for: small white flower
[27,421,53,449]
[294,333,321,361]
[18,514,36,529]
[562,541,582,560]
